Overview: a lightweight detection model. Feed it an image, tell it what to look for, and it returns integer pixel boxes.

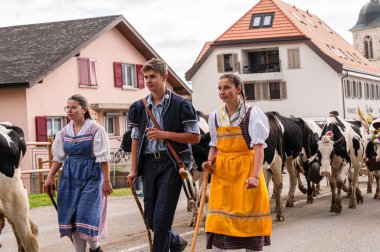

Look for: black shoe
[180,236,187,251]
[89,246,103,252]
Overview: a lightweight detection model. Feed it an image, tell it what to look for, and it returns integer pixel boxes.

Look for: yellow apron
[205,125,272,237]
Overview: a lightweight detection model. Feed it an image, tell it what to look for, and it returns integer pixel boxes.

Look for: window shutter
[113,62,123,88]
[78,58,90,85]
[281,81,287,100]
[89,60,97,85]
[295,49,300,68]
[288,50,294,68]
[255,82,262,101]
[232,53,239,73]
[262,82,269,100]
[35,116,47,142]
[136,64,144,89]
[217,54,223,73]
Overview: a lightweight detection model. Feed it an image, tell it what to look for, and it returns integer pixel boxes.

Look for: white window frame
[105,116,116,135]
[122,64,136,88]
[47,117,64,138]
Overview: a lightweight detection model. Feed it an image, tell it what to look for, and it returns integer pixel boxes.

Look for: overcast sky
[0,0,367,82]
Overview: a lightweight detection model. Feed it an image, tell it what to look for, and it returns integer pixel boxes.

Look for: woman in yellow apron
[203,74,271,251]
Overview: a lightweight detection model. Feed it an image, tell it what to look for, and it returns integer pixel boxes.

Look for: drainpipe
[341,70,349,119]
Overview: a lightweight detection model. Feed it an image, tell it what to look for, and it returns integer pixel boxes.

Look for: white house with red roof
[186,0,380,119]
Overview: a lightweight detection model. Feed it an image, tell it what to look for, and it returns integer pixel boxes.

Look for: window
[223,54,233,72]
[352,81,357,98]
[345,80,351,98]
[217,54,238,73]
[105,116,115,135]
[358,82,363,98]
[244,83,255,101]
[78,58,97,86]
[251,13,274,28]
[269,82,281,100]
[372,84,376,100]
[114,62,144,89]
[365,83,370,99]
[47,117,64,138]
[364,36,373,59]
[252,16,262,27]
[288,48,300,69]
[122,64,136,88]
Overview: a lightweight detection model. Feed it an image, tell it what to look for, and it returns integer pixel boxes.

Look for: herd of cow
[1,110,380,251]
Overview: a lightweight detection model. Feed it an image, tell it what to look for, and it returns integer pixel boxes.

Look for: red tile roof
[186,0,380,80]
[194,41,213,64]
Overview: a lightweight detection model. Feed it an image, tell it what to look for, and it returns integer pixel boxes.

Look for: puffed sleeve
[180,100,198,126]
[52,130,67,163]
[208,112,217,147]
[128,101,140,128]
[249,106,269,148]
[93,127,111,163]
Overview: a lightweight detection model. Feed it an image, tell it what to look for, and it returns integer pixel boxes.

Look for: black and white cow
[318,116,366,214]
[293,118,324,204]
[266,112,321,208]
[365,119,380,199]
[262,112,285,221]
[0,122,39,251]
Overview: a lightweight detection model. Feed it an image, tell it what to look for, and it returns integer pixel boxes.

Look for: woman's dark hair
[67,94,92,119]
[219,73,246,107]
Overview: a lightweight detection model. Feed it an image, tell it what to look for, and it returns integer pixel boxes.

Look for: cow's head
[318,135,334,177]
[369,120,380,162]
[0,122,27,177]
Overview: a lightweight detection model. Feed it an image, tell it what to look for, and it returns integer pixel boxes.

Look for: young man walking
[127,58,200,251]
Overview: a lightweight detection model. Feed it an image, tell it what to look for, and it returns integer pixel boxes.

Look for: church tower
[351,0,380,67]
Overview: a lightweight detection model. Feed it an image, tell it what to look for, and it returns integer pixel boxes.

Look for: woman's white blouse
[208,105,269,148]
[52,119,111,163]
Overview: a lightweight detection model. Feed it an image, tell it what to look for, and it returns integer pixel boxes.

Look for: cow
[266,112,323,209]
[293,118,324,204]
[318,116,366,214]
[262,112,285,221]
[0,122,39,251]
[365,118,380,199]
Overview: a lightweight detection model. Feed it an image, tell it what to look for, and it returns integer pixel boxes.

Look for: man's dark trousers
[142,154,183,252]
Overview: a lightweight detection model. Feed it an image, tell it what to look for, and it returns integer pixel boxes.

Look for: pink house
[0,15,191,151]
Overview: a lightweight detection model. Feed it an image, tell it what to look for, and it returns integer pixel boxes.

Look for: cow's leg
[334,165,348,214]
[7,218,25,252]
[374,171,380,199]
[346,173,353,199]
[306,180,314,204]
[263,163,275,199]
[285,157,297,207]
[367,168,373,194]
[296,168,307,194]
[270,156,284,221]
[4,187,39,252]
[0,212,4,249]
[349,163,363,208]
[313,182,320,196]
[329,176,337,212]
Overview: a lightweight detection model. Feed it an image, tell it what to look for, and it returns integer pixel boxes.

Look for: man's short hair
[142,58,168,76]
[329,111,339,117]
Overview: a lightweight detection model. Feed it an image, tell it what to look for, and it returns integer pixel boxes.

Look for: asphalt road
[1,175,379,252]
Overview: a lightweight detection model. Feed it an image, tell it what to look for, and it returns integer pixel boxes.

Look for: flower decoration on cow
[371,129,380,143]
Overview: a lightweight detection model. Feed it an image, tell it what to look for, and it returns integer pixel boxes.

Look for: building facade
[351,0,380,68]
[187,0,380,119]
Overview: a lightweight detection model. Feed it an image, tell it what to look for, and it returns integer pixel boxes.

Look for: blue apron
[57,134,103,236]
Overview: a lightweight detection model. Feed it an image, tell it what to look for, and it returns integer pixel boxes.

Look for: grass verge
[29,188,132,209]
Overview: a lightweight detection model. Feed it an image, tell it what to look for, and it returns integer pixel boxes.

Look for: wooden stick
[128,180,153,252]
[190,170,210,252]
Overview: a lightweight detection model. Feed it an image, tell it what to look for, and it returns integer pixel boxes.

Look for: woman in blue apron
[45,94,113,252]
